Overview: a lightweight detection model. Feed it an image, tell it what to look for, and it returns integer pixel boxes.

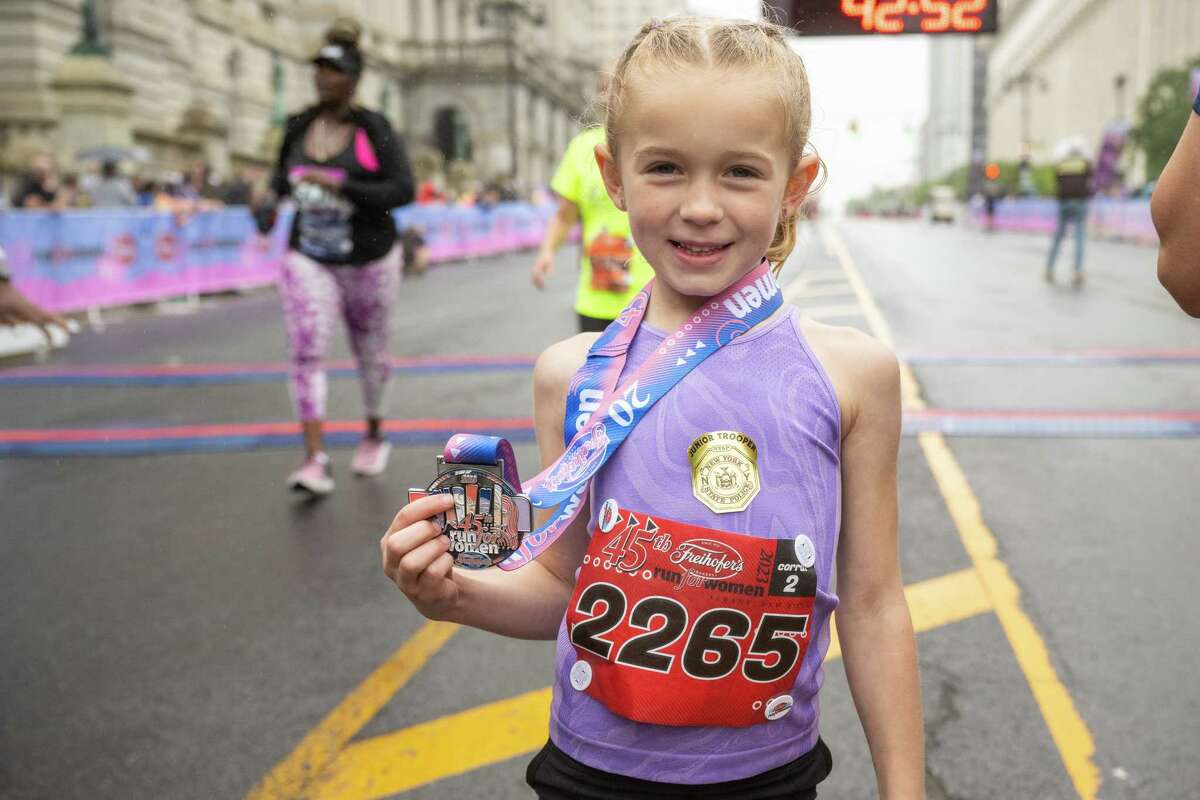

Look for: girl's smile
[669,238,734,267]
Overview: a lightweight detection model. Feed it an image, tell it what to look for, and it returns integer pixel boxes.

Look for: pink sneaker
[287,452,334,495]
[351,438,391,477]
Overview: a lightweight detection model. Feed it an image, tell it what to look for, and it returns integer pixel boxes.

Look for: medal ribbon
[440,434,521,490]
[444,259,783,570]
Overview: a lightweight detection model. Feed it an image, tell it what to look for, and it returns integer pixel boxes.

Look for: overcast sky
[684,0,930,211]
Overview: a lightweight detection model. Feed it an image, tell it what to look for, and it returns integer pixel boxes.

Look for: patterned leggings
[278,248,401,422]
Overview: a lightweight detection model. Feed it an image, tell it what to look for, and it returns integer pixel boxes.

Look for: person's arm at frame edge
[1151,111,1200,316]
[0,248,70,340]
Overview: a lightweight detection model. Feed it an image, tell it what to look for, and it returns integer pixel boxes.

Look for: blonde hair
[603,16,821,270]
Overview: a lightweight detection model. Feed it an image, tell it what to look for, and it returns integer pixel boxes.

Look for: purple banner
[1093,121,1129,194]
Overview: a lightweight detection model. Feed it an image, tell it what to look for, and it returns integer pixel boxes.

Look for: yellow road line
[311,687,553,800]
[821,223,1100,799]
[919,434,1099,798]
[819,228,926,410]
[304,569,991,800]
[245,621,459,800]
[827,567,988,660]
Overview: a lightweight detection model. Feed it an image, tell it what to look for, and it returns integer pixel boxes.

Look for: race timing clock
[766,0,998,36]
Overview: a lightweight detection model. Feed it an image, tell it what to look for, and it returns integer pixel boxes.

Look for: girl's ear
[783,153,820,217]
[594,142,626,211]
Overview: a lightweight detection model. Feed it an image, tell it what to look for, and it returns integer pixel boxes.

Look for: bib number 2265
[570,582,809,683]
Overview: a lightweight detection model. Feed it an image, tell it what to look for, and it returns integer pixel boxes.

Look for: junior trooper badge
[408,455,532,569]
[688,431,761,514]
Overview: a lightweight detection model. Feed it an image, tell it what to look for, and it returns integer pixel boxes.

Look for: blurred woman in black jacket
[263,18,414,495]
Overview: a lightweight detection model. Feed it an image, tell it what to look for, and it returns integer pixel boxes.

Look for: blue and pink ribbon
[443,259,784,570]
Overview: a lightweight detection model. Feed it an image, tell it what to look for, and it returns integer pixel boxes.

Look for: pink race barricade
[0,201,557,314]
[393,202,556,263]
[968,197,1157,245]
[0,208,288,314]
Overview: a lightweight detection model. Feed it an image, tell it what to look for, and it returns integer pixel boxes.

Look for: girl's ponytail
[767,150,826,273]
[766,215,798,273]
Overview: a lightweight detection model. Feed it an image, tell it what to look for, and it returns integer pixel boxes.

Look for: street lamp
[475,1,545,181]
[226,47,242,157]
[270,50,286,127]
[1007,71,1048,156]
[1113,73,1128,121]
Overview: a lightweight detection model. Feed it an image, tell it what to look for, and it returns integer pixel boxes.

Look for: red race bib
[565,504,818,728]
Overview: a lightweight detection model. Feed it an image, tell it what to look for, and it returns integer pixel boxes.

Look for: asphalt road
[1,218,1196,800]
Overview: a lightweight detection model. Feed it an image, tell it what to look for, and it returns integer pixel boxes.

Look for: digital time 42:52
[840,0,992,34]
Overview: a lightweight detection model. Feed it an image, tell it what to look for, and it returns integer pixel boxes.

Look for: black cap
[312,42,362,77]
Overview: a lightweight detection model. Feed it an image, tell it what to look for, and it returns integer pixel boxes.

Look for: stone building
[591,0,686,66]
[987,0,1200,180]
[0,0,600,193]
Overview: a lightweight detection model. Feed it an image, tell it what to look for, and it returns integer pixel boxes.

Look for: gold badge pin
[688,431,760,514]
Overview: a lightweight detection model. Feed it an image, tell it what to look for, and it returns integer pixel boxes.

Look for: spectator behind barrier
[88,160,137,208]
[11,153,60,210]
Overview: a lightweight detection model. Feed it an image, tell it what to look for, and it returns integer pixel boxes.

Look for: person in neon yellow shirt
[531,78,653,331]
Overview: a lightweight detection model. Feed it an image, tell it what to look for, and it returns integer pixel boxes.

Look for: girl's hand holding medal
[380,492,460,620]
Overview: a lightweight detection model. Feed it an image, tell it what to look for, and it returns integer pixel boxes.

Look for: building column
[51,54,135,166]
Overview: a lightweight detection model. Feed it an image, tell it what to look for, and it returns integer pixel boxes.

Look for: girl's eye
[728,166,759,179]
[649,163,679,175]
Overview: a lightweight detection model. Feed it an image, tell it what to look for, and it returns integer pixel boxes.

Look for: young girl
[382,17,923,798]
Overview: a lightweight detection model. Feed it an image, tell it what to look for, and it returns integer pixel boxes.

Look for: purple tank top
[548,306,842,784]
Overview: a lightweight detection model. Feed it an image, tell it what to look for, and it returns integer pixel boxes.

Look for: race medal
[688,431,761,514]
[408,455,532,569]
[566,506,818,728]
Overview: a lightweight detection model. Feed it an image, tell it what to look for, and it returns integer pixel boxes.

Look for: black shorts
[577,313,613,333]
[525,737,832,800]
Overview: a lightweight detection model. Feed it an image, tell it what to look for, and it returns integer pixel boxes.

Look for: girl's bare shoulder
[798,318,899,435]
[534,332,601,397]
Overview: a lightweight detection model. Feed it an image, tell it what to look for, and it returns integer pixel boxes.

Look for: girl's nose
[679,182,724,225]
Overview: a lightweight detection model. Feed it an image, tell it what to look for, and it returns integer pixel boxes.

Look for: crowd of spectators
[1,151,551,282]
[412,174,523,209]
[401,174,534,276]
[3,150,541,216]
[3,152,262,213]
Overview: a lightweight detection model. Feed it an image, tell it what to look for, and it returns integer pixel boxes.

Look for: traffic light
[985,162,1001,181]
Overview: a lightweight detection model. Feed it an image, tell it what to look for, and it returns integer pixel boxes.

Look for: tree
[1131,57,1200,181]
